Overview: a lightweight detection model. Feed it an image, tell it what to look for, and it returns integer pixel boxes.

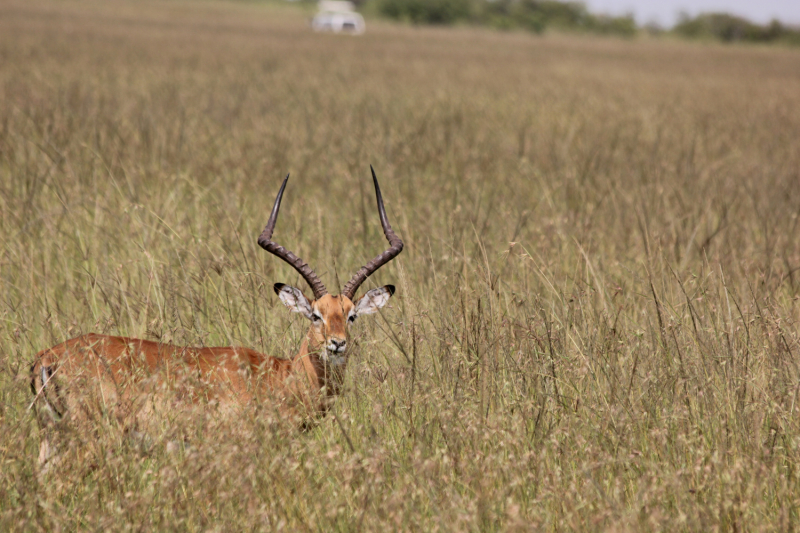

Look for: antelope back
[30,334,291,429]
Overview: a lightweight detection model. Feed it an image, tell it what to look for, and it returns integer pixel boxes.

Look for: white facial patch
[322,352,346,367]
[326,339,346,353]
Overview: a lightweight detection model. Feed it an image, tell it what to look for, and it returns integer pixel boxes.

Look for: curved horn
[342,166,404,301]
[258,174,328,300]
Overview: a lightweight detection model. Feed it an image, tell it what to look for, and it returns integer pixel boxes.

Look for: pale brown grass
[1,0,800,530]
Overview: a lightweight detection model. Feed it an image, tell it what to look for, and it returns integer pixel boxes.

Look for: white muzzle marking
[325,340,346,366]
[327,340,346,353]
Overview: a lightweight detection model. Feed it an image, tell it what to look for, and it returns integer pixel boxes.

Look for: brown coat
[30,329,345,432]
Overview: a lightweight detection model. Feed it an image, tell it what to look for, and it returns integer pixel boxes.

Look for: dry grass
[1,0,800,530]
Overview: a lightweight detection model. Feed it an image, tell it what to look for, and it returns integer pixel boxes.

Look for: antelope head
[257,166,404,366]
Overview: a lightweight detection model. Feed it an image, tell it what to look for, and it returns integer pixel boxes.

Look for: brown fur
[29,287,397,471]
[31,294,357,438]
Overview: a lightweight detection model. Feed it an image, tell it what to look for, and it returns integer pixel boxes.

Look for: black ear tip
[273,283,285,295]
[385,285,396,296]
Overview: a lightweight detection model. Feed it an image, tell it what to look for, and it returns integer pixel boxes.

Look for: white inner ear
[354,286,393,316]
[277,286,314,319]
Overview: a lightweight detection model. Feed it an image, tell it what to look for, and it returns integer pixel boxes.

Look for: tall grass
[1,0,800,530]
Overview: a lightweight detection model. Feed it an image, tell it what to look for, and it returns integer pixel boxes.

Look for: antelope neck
[290,331,346,396]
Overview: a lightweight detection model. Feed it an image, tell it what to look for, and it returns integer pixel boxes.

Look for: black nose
[332,339,346,349]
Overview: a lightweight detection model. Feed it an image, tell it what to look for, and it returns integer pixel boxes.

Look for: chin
[323,352,346,367]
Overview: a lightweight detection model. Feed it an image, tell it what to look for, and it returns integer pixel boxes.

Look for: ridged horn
[341,166,404,301]
[258,174,328,300]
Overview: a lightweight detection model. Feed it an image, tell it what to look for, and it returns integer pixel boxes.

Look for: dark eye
[348,315,356,322]
[312,314,322,322]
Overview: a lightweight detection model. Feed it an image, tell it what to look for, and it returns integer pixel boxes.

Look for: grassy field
[1,0,800,530]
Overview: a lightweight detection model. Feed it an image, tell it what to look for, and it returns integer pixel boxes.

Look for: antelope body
[30,168,403,467]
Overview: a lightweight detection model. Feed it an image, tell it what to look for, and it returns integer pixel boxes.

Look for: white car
[311,10,365,35]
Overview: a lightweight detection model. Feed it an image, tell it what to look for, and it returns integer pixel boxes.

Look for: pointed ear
[274,283,314,319]
[354,285,395,316]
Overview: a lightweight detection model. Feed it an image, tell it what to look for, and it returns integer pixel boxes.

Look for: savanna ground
[1,0,800,530]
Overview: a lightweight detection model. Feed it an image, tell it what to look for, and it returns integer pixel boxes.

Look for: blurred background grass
[1,0,800,530]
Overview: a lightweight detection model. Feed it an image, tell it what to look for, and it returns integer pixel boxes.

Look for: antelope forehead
[313,295,354,319]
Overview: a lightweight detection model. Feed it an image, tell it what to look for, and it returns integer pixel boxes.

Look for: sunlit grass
[1,0,799,530]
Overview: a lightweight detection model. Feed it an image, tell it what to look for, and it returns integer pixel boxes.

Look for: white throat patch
[323,352,346,367]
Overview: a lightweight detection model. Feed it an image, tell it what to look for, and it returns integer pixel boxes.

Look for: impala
[30,167,403,468]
